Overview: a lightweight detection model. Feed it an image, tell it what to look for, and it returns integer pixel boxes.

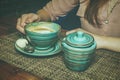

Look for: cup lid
[64,31,94,47]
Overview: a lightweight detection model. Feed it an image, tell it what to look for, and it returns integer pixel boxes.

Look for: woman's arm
[16,0,79,33]
[95,35,120,52]
[66,28,120,52]
[43,0,79,21]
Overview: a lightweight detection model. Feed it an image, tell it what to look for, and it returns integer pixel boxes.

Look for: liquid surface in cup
[27,26,55,33]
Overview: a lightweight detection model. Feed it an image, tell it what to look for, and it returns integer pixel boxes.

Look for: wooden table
[0,31,120,80]
[0,15,43,80]
[0,60,43,80]
[0,16,120,80]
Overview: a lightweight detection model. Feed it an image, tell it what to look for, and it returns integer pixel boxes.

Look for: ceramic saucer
[15,38,62,57]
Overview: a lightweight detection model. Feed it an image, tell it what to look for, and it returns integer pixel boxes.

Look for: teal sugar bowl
[62,31,96,71]
[25,22,61,50]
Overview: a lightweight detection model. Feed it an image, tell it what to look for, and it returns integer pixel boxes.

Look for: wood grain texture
[0,61,43,80]
[0,16,44,80]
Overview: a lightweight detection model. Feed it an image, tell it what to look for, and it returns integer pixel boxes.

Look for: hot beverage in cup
[25,22,61,50]
[27,26,54,33]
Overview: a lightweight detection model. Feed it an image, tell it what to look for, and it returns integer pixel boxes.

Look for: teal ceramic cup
[62,31,96,71]
[24,22,61,50]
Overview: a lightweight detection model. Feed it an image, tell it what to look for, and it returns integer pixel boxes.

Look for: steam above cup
[24,22,61,50]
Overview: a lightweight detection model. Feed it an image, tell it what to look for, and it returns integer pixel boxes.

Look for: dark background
[0,0,50,17]
[0,0,80,30]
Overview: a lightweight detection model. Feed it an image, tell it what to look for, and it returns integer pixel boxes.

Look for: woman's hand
[16,9,51,34]
[66,28,120,52]
[66,28,103,49]
[16,13,40,33]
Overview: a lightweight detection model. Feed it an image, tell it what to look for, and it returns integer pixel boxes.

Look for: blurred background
[0,0,80,36]
[0,0,50,17]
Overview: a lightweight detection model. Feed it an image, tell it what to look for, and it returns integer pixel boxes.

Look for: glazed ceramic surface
[62,31,96,71]
[25,22,61,50]
[15,38,62,56]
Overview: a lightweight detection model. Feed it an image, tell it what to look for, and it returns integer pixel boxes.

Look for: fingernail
[21,23,26,27]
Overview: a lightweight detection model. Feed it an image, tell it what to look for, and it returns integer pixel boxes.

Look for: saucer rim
[14,39,62,57]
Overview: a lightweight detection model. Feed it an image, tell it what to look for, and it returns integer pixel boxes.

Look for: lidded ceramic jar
[62,31,96,71]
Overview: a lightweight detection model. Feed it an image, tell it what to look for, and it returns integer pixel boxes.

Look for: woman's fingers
[20,14,29,27]
[27,13,39,22]
[16,18,25,33]
[16,13,39,33]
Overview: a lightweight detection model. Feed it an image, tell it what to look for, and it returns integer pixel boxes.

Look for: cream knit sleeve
[43,0,79,21]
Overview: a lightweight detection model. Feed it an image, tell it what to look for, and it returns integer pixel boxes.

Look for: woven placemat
[0,32,120,80]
